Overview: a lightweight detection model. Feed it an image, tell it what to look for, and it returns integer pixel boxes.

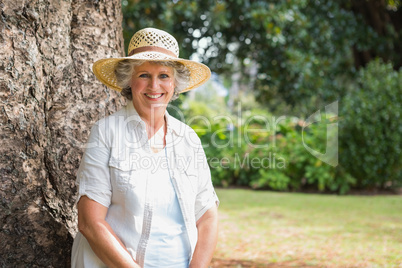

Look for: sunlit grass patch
[213,189,402,267]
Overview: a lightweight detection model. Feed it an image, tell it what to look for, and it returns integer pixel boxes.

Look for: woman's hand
[189,206,218,268]
[77,196,140,268]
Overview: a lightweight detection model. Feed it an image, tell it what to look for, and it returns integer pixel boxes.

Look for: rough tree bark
[0,0,125,266]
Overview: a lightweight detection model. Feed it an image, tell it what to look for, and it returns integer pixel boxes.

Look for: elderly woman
[71,28,219,268]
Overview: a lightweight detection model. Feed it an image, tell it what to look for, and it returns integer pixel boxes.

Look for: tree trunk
[350,0,402,69]
[0,0,125,266]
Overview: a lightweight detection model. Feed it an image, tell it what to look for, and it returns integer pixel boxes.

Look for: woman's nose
[149,77,159,90]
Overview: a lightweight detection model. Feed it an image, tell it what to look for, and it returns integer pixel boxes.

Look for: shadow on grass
[211,258,317,267]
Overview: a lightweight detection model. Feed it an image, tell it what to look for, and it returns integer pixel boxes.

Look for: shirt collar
[125,101,143,129]
[125,101,185,137]
[165,109,185,137]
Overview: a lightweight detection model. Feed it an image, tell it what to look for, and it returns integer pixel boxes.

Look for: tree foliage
[122,0,401,114]
[122,1,402,191]
[340,59,402,188]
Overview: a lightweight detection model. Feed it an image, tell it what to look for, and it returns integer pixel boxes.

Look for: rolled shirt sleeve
[194,142,219,222]
[76,121,112,208]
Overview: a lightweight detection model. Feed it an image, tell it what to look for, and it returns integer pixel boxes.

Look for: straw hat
[92,28,211,93]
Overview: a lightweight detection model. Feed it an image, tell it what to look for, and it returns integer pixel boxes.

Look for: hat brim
[92,52,211,93]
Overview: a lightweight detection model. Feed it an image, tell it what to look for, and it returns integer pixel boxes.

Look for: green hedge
[340,59,402,189]
[179,59,401,193]
[184,101,355,194]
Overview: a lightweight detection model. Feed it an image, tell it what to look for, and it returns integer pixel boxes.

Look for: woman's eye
[160,74,170,79]
[139,74,149,78]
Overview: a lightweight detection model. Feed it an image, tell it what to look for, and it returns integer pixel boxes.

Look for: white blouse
[71,102,219,267]
[143,147,190,267]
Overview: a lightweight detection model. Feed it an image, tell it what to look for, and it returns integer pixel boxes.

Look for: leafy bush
[183,98,356,194]
[246,118,355,194]
[278,119,356,194]
[340,60,402,189]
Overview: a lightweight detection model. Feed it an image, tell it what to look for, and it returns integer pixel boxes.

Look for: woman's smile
[144,93,164,99]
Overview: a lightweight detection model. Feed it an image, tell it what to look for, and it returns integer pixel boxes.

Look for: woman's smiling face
[130,61,175,114]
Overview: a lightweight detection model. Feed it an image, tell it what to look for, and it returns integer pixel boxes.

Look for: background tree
[122,0,401,191]
[122,0,401,114]
[350,0,402,69]
[0,0,124,266]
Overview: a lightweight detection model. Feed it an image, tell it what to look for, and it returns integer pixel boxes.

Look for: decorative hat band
[128,46,177,58]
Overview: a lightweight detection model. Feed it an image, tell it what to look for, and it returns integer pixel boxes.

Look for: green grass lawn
[212,189,402,268]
